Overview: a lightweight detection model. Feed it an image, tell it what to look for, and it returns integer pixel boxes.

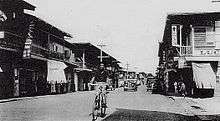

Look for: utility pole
[97,43,106,63]
[82,49,85,69]
[126,62,129,79]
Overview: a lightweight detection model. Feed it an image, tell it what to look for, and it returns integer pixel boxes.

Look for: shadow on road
[102,108,220,121]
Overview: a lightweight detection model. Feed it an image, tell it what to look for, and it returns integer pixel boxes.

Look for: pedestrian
[174,81,178,94]
[178,82,186,97]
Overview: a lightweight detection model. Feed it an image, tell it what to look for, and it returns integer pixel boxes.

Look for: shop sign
[172,25,182,46]
[195,49,220,56]
[172,25,178,46]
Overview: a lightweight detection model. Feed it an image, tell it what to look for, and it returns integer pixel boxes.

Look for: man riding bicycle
[90,63,109,107]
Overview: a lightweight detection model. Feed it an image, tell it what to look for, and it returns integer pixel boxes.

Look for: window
[194,27,206,46]
[194,26,216,47]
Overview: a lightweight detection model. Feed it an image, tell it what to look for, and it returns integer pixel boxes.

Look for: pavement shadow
[101,108,220,121]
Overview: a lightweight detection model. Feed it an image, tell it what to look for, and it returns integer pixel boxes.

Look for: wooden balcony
[30,44,49,58]
[49,51,65,60]
[28,44,71,62]
[0,31,24,52]
[180,46,193,56]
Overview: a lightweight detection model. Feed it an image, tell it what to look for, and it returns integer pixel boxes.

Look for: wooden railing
[0,31,24,52]
[31,44,49,57]
[31,44,67,61]
[180,46,193,56]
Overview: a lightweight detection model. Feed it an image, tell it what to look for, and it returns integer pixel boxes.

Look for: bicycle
[89,83,108,120]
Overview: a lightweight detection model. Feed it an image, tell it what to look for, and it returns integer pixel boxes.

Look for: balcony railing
[0,31,24,52]
[31,44,49,58]
[180,46,193,56]
[30,44,67,61]
[49,51,65,60]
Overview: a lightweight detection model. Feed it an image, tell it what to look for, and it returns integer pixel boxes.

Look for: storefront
[0,60,14,99]
[74,68,93,91]
[18,59,47,96]
[47,59,67,94]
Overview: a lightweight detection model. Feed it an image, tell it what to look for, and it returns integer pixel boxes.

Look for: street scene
[2,0,220,121]
[1,84,220,121]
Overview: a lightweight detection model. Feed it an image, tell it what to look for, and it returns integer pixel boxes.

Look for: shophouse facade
[0,0,76,98]
[73,43,120,91]
[158,12,220,97]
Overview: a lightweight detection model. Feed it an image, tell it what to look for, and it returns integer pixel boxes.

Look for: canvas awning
[47,60,67,83]
[192,62,216,89]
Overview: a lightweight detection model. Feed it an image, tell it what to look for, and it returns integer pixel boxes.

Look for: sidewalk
[172,83,220,116]
[0,92,77,104]
[0,89,104,104]
[191,83,220,115]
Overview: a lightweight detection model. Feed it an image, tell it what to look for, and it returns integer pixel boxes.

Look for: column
[180,25,183,55]
[14,68,19,97]
[191,25,195,56]
[74,72,78,91]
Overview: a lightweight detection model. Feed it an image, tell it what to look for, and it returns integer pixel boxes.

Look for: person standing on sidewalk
[174,81,178,94]
[178,82,186,97]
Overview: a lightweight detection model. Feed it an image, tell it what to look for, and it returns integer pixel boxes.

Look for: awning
[192,62,216,89]
[47,60,67,83]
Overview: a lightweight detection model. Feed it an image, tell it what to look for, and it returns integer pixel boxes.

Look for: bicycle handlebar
[88,83,109,86]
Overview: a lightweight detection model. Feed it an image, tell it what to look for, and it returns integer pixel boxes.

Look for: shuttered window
[194,27,206,46]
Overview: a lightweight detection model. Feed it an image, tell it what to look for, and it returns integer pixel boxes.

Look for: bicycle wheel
[92,96,99,120]
[100,95,106,117]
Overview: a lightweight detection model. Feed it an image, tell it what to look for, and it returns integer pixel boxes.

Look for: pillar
[14,68,19,97]
[74,72,78,91]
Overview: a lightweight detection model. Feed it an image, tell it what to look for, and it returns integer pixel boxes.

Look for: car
[118,79,125,87]
[124,79,137,91]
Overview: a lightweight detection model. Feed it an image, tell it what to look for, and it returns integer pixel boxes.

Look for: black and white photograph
[1,0,220,120]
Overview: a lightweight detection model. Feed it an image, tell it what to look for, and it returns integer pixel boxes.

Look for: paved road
[0,92,96,121]
[103,85,196,121]
[0,84,220,121]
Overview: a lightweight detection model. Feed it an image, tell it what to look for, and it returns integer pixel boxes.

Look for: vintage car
[118,78,125,87]
[124,79,137,91]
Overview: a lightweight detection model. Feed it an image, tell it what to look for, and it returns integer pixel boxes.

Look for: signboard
[178,56,187,68]
[172,25,178,46]
[194,49,220,56]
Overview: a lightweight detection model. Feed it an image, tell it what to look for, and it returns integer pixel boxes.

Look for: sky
[25,0,220,73]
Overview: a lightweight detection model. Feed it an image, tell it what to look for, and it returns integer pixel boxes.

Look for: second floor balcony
[173,24,220,58]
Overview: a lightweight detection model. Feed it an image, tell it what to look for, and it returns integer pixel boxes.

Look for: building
[73,43,120,91]
[0,0,76,98]
[0,0,36,98]
[0,0,121,99]
[158,12,220,97]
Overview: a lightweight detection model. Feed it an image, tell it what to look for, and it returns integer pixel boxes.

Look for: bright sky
[25,0,220,73]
